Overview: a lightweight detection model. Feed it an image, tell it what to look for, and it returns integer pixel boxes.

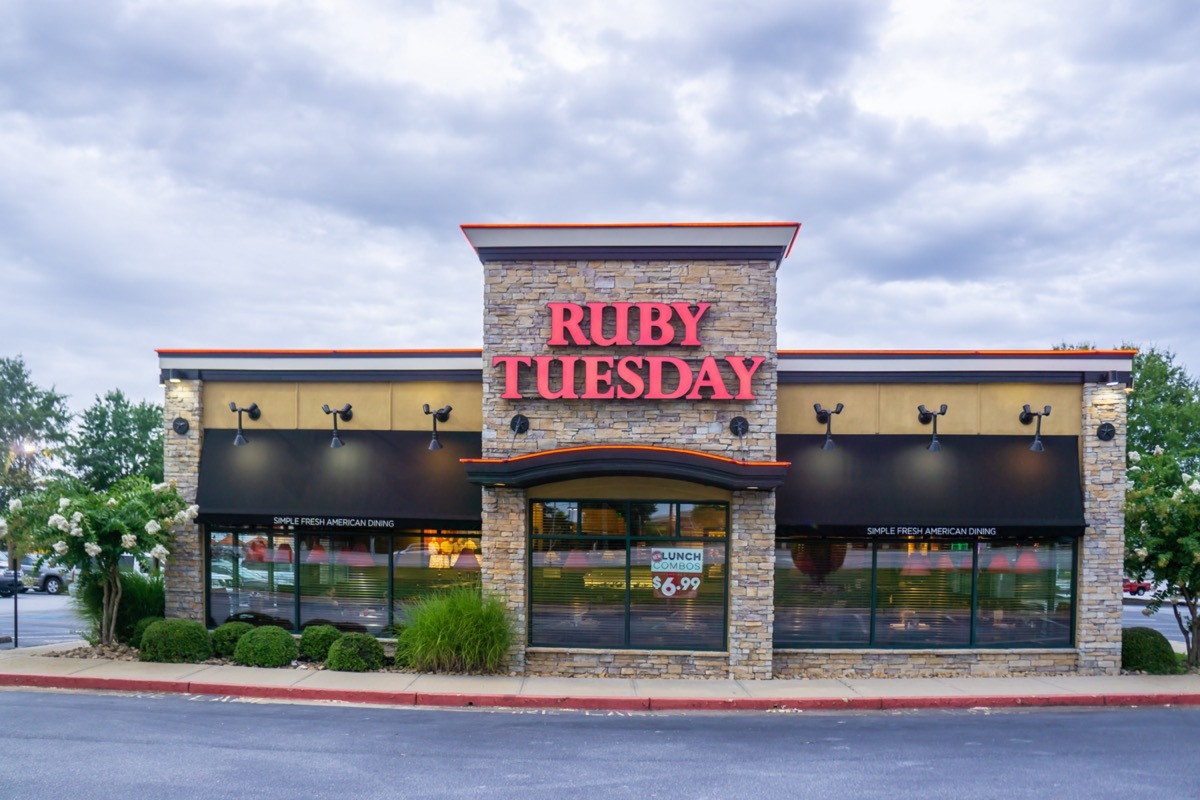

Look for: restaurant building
[158,222,1134,679]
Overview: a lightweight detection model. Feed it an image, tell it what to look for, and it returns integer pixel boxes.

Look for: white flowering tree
[1,477,196,646]
[1125,446,1200,668]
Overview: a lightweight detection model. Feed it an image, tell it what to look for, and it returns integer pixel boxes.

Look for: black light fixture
[1103,371,1121,387]
[730,416,749,461]
[423,404,452,450]
[228,402,261,446]
[814,402,844,451]
[507,413,530,458]
[322,403,352,448]
[917,404,948,452]
[1019,404,1052,452]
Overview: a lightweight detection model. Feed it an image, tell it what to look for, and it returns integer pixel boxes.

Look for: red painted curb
[3,673,1199,712]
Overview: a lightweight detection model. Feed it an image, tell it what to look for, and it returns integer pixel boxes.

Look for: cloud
[0,0,1197,411]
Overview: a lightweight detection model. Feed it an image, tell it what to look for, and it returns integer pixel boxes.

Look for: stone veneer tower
[463,223,799,678]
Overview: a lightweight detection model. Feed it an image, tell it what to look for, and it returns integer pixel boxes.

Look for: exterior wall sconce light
[814,402,844,450]
[423,404,452,450]
[917,404,948,451]
[1019,404,1052,452]
[322,403,352,448]
[730,416,749,461]
[1103,371,1121,387]
[507,413,529,458]
[228,402,260,446]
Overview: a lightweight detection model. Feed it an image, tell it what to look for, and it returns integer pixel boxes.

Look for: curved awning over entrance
[461,445,790,491]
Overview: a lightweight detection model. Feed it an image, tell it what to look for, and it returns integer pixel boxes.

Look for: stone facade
[774,649,1080,679]
[1076,383,1128,675]
[480,258,780,678]
[163,380,204,621]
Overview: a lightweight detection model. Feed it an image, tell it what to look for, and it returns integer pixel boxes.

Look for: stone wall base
[773,649,1082,679]
[525,648,733,678]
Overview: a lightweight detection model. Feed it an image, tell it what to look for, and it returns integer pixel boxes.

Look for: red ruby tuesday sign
[492,301,765,401]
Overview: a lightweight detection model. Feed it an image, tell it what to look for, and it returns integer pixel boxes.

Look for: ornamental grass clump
[299,624,344,662]
[233,625,298,668]
[325,633,386,672]
[139,619,212,663]
[76,571,166,646]
[395,587,512,674]
[212,621,255,658]
[1122,626,1180,674]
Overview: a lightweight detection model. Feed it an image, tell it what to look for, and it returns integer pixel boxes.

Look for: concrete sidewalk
[1,641,1198,712]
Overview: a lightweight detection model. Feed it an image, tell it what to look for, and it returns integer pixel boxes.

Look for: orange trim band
[461,444,790,467]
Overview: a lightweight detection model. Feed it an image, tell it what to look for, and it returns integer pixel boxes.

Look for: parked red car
[1123,577,1153,596]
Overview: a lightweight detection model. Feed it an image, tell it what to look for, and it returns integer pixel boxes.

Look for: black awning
[197,429,482,529]
[462,445,790,491]
[775,435,1085,533]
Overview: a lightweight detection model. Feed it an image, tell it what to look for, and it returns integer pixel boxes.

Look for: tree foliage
[1126,347,1200,473]
[0,356,71,508]
[66,390,164,491]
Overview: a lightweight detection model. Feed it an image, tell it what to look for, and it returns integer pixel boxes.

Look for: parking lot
[0,591,89,648]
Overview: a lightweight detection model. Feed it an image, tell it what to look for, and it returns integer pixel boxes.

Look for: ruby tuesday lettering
[493,301,765,400]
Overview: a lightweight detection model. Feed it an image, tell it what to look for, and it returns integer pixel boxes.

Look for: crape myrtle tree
[1,478,196,646]
[1125,447,1200,667]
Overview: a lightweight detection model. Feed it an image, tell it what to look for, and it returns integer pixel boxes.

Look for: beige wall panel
[392,382,484,432]
[979,384,1082,435]
[778,384,880,434]
[878,384,981,434]
[201,383,298,430]
[297,383,392,429]
[528,477,732,501]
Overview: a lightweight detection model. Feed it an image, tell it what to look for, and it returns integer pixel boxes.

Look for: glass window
[774,540,872,647]
[530,500,729,651]
[206,528,481,635]
[772,535,1077,649]
[975,539,1074,647]
[299,535,388,634]
[874,541,971,647]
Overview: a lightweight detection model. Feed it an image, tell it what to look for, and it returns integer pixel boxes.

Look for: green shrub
[395,587,512,674]
[130,616,165,650]
[1122,626,1180,674]
[212,621,255,658]
[325,633,386,672]
[139,619,212,663]
[233,625,298,668]
[299,624,344,662]
[74,571,166,645]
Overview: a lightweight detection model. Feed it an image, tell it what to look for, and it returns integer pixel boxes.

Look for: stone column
[163,380,204,622]
[1077,383,1127,674]
[481,486,527,672]
[727,490,776,679]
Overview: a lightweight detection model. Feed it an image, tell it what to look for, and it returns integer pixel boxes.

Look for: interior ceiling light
[917,404,948,452]
[814,402,844,451]
[423,404,452,451]
[228,402,261,446]
[322,403,353,449]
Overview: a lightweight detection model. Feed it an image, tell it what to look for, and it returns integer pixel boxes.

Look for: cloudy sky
[3,0,1198,412]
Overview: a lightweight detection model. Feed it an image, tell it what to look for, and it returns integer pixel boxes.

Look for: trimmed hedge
[130,616,165,650]
[233,625,298,668]
[395,587,512,674]
[300,624,344,662]
[139,619,212,663]
[325,633,386,672]
[1122,626,1179,674]
[212,621,255,658]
